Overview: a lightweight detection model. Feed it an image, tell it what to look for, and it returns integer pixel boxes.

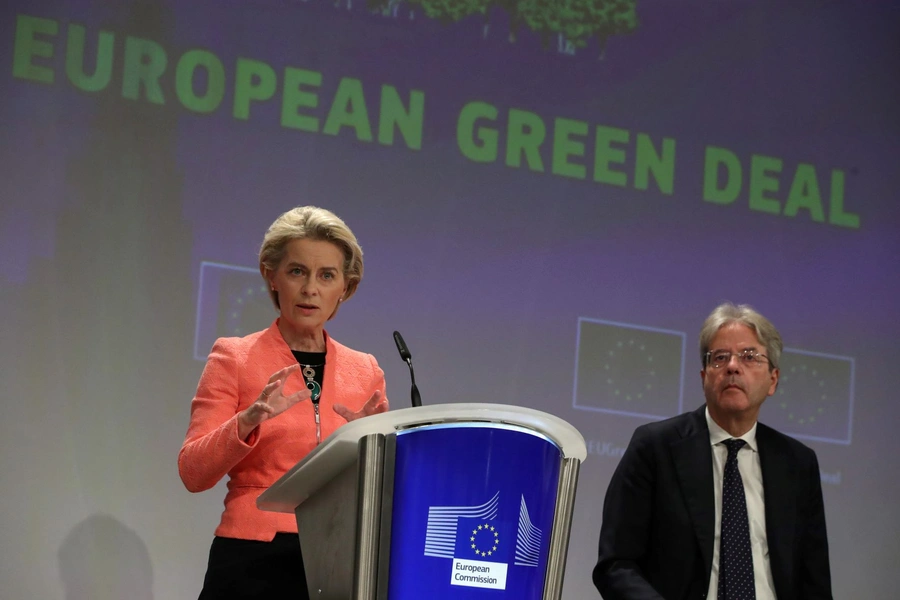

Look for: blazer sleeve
[593,426,666,600]
[799,449,834,599]
[368,353,387,405]
[177,338,259,492]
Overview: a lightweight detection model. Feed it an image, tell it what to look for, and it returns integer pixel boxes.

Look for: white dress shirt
[705,407,777,599]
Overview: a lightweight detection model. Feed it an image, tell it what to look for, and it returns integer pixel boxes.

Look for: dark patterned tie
[718,439,756,600]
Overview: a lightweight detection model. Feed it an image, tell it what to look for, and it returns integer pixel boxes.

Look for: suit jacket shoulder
[594,405,714,600]
[757,421,818,463]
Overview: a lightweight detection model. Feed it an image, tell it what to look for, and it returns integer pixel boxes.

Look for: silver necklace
[301,363,324,402]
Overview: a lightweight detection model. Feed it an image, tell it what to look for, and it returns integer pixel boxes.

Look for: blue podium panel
[387,424,561,599]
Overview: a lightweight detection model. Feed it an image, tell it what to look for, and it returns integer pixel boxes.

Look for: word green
[457,101,676,195]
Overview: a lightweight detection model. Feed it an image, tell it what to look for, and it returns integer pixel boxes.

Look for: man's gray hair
[699,302,783,369]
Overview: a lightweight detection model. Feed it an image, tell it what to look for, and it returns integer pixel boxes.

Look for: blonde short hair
[259,206,363,313]
[699,302,783,369]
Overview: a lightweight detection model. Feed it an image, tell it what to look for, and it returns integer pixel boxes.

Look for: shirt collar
[705,406,759,452]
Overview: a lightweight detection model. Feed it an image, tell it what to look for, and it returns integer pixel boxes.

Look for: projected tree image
[365,0,638,56]
[405,0,486,23]
[520,0,638,57]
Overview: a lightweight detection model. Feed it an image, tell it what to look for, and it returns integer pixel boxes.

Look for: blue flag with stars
[764,348,855,444]
[574,317,685,419]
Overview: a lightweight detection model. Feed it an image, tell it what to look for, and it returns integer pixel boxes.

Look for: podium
[257,403,586,600]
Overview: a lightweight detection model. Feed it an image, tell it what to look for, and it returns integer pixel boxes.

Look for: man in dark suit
[592,303,833,600]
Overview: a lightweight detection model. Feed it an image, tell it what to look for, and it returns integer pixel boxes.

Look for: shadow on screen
[58,514,153,600]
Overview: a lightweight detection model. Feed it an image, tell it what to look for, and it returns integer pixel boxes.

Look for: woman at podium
[178,206,389,599]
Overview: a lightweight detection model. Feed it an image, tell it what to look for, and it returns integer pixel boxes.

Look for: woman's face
[267,238,347,338]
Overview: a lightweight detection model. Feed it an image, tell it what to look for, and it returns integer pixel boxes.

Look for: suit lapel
[758,425,795,596]
[263,319,300,364]
[671,407,716,585]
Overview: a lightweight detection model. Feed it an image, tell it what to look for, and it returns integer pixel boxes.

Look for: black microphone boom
[392,331,412,363]
[392,330,422,407]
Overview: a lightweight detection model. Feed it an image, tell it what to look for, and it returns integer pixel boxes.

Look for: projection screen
[1,1,898,598]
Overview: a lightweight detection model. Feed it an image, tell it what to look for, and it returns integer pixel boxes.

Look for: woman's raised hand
[238,364,310,439]
[333,389,389,423]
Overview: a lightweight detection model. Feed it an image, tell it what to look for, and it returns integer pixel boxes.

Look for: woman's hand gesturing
[333,389,389,423]
[238,364,310,440]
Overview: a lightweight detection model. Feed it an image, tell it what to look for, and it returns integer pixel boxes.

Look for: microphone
[393,331,412,363]
[393,331,422,407]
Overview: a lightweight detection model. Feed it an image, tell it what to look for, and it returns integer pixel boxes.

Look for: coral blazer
[178,320,387,541]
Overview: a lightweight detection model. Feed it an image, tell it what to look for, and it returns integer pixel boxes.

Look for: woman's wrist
[237,410,256,441]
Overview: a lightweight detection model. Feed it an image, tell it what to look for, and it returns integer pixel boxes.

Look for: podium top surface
[257,403,586,513]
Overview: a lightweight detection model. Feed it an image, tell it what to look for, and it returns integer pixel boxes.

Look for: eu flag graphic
[193,262,273,360]
[454,514,507,564]
[215,269,272,338]
[574,317,686,419]
[764,348,855,445]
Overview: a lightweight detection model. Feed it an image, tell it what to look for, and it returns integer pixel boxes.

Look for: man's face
[701,323,779,423]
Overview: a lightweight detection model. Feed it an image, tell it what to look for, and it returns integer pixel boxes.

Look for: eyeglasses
[705,349,771,369]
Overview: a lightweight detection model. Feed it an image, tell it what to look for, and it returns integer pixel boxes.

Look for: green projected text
[12,13,860,229]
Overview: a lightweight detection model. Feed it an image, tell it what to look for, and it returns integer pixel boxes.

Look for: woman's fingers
[267,363,300,384]
[333,390,389,423]
[260,380,281,401]
[360,389,381,410]
[241,401,274,431]
[287,388,312,403]
[364,390,388,415]
[366,401,388,416]
[253,402,275,415]
[332,403,354,421]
